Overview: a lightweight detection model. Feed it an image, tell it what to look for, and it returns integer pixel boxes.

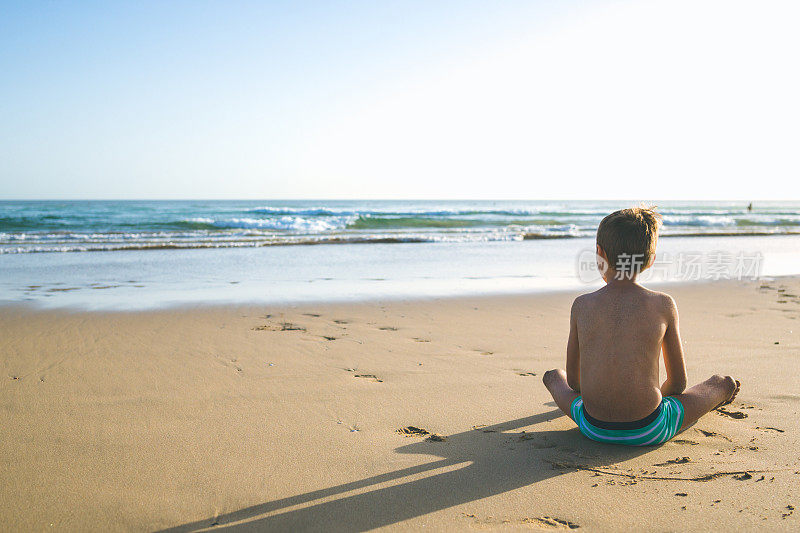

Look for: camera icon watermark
[576,249,763,283]
[576,249,604,283]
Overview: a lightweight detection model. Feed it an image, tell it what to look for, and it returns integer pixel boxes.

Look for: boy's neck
[604,271,641,287]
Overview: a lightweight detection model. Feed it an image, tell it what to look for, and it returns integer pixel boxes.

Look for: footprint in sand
[525,517,580,530]
[303,313,321,318]
[252,322,306,332]
[354,374,383,383]
[413,337,431,343]
[673,439,699,446]
[716,407,748,419]
[279,322,306,331]
[333,319,349,325]
[378,326,398,331]
[518,372,537,376]
[756,426,785,433]
[518,434,557,448]
[397,426,430,437]
[698,429,730,440]
[319,335,337,341]
[396,427,446,441]
[655,457,690,466]
[462,514,579,530]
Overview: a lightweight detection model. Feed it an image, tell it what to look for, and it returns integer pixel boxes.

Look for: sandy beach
[2,277,799,531]
[5,0,800,529]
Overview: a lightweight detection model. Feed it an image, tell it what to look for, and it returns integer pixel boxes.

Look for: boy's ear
[595,244,610,278]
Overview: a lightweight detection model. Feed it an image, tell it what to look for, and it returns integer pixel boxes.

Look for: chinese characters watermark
[576,250,763,283]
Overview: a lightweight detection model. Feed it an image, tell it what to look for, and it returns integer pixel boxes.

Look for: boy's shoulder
[641,287,678,310]
[571,286,677,313]
[570,289,602,313]
[572,290,597,305]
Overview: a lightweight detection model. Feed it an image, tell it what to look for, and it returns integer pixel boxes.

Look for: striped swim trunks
[570,396,685,446]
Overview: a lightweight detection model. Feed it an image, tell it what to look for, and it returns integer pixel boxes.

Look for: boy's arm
[661,295,688,396]
[566,299,580,392]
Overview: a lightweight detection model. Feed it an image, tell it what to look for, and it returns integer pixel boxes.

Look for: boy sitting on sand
[543,207,739,445]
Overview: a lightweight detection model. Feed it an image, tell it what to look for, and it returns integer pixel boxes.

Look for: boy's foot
[714,378,740,410]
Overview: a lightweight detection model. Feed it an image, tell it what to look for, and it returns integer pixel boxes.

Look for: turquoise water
[2,200,800,254]
[2,200,800,309]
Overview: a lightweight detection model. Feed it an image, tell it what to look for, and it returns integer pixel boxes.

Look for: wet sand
[1,278,799,531]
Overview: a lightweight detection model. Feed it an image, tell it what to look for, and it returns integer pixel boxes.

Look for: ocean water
[2,200,800,254]
[2,200,800,309]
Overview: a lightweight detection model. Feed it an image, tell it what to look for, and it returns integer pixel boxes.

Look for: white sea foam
[209,216,355,232]
[662,215,737,227]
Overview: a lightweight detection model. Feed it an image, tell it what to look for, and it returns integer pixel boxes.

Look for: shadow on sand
[160,409,652,531]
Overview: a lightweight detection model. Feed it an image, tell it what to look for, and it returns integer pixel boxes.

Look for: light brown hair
[596,206,662,274]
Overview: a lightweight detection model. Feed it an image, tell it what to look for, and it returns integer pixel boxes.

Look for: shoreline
[2,276,799,530]
[4,233,798,310]
[0,274,794,314]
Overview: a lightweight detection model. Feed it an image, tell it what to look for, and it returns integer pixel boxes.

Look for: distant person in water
[748,202,753,212]
[543,206,739,445]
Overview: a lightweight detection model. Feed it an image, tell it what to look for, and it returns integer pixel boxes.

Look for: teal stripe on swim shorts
[570,396,685,446]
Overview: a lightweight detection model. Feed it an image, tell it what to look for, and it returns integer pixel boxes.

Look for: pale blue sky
[1,1,799,200]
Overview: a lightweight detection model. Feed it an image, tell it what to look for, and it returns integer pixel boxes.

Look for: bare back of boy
[573,283,671,421]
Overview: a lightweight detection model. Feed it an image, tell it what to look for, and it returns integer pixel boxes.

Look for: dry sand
[1,278,799,531]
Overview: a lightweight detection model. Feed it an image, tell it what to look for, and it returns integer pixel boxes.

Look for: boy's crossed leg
[542,369,579,420]
[673,374,738,431]
[542,369,739,432]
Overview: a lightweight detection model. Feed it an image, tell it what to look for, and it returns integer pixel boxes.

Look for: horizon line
[0,198,780,203]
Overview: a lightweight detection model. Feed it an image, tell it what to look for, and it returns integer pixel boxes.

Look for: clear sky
[1,0,798,200]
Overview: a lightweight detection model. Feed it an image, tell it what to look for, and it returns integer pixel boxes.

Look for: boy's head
[596,206,662,279]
